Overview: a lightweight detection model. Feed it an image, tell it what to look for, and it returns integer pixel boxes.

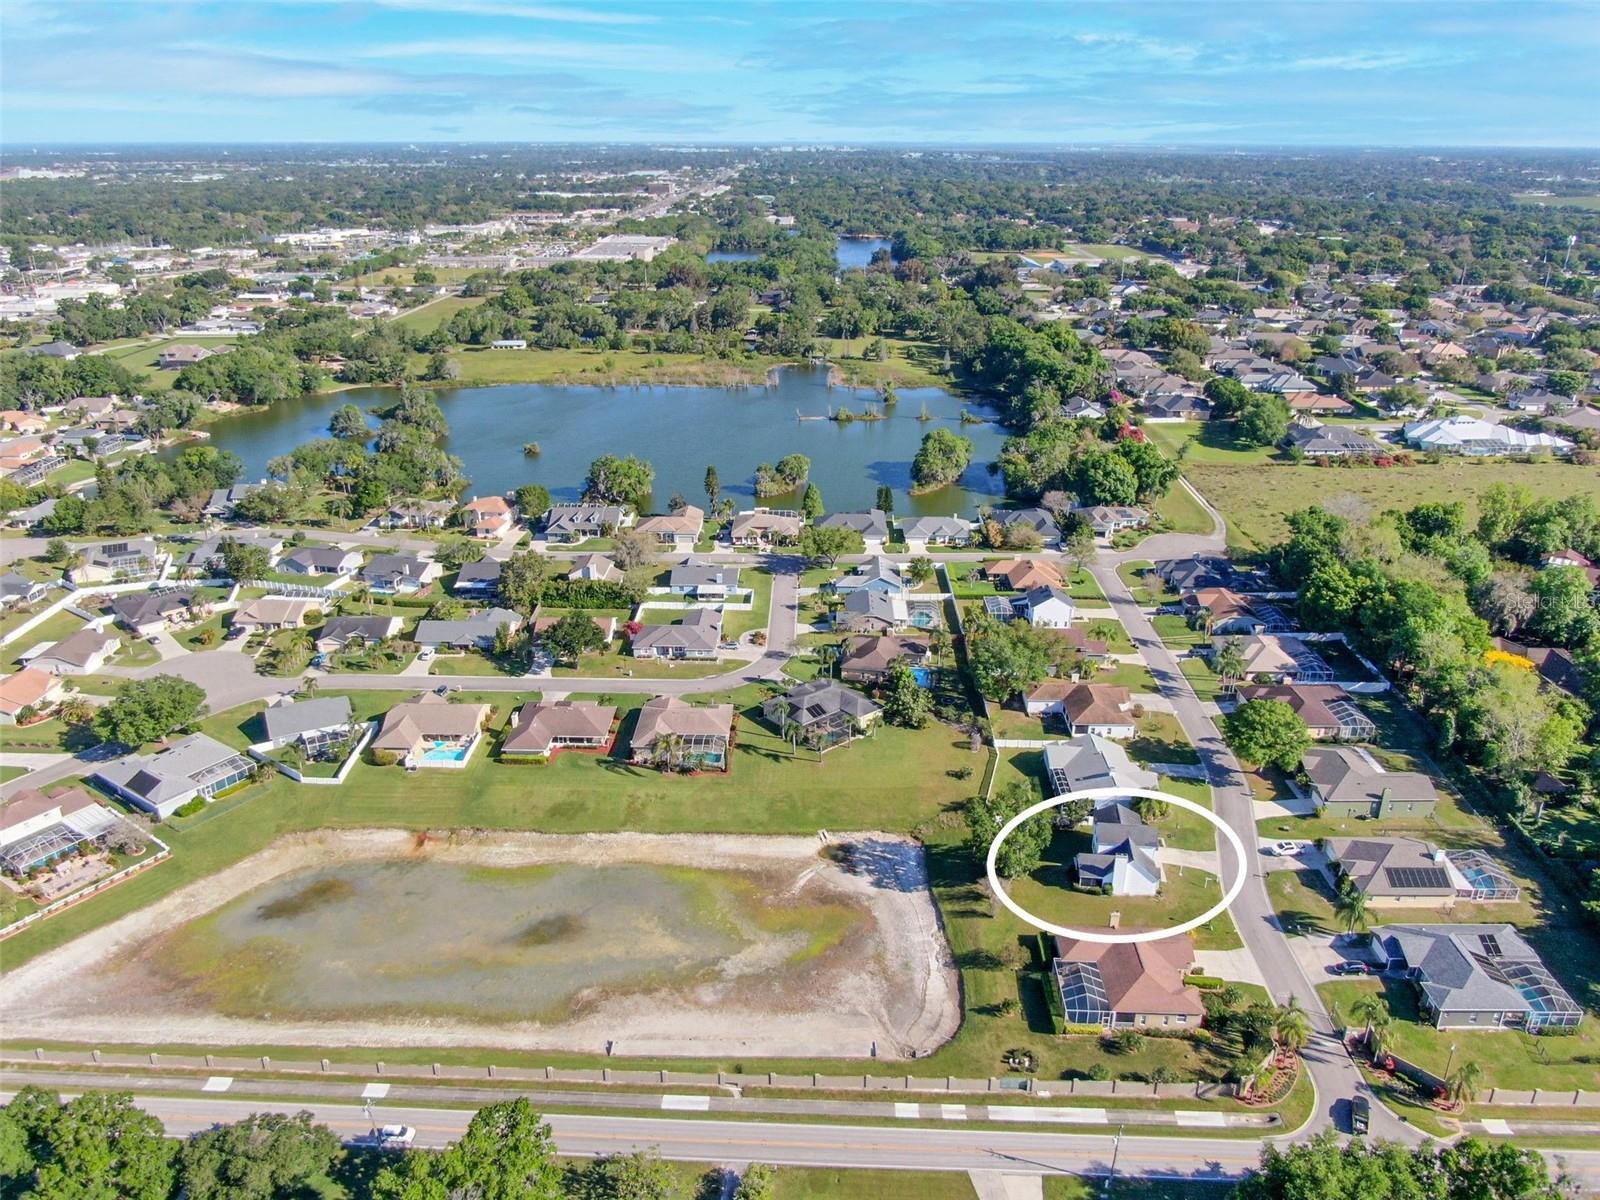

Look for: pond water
[188,366,1008,515]
[160,859,840,1023]
[706,250,761,263]
[836,237,895,270]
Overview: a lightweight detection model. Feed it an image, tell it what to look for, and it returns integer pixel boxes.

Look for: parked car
[1329,960,1369,976]
[356,1124,416,1150]
[1268,841,1301,857]
[417,646,435,661]
[1350,1096,1370,1134]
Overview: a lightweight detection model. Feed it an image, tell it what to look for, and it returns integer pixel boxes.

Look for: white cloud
[355,35,698,67]
[347,0,656,25]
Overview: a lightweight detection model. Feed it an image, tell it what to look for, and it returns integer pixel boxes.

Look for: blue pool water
[910,667,933,687]
[421,742,470,764]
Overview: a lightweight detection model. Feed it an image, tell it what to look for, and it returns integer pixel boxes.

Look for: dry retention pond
[1,829,959,1060]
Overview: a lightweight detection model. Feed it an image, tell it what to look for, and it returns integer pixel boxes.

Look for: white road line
[660,1094,711,1111]
[940,1104,968,1121]
[893,1102,920,1119]
[200,1077,232,1093]
[1175,1110,1227,1128]
[986,1106,1107,1124]
[1480,1118,1514,1136]
[361,1083,390,1099]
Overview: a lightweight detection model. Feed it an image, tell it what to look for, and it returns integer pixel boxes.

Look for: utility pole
[1102,1123,1125,1197]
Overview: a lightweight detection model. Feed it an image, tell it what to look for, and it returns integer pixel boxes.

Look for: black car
[1350,1096,1370,1134]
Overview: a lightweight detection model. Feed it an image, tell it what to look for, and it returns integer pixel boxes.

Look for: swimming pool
[420,741,471,765]
[910,667,934,687]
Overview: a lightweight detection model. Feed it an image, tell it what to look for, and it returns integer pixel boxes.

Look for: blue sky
[5,0,1598,147]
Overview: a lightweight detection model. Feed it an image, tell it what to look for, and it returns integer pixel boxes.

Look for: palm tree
[1447,1060,1484,1106]
[653,733,686,773]
[1365,1010,1393,1061]
[1213,636,1246,690]
[1334,886,1370,936]
[1349,993,1387,1041]
[1274,1000,1311,1056]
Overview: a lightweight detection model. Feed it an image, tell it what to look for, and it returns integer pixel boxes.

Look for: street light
[1445,1043,1457,1080]
[1102,1123,1125,1198]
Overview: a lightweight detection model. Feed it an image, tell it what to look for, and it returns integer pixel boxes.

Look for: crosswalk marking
[893,1102,920,1119]
[361,1083,390,1099]
[1480,1118,1513,1135]
[200,1077,232,1093]
[1175,1110,1226,1128]
[660,1094,711,1111]
[940,1104,968,1121]
[986,1105,1107,1124]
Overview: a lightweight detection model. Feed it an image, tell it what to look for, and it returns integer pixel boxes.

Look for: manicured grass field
[823,336,952,391]
[422,345,778,388]
[1152,481,1215,535]
[769,1167,977,1199]
[388,295,484,334]
[3,610,85,666]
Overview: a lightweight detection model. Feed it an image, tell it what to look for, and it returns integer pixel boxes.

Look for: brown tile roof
[1052,935,1204,1018]
[502,701,615,754]
[987,558,1063,592]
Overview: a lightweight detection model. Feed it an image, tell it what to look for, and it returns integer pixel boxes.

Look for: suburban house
[1015,585,1075,628]
[1043,733,1158,799]
[1072,505,1149,538]
[461,495,516,539]
[1284,422,1383,458]
[92,733,256,819]
[231,595,319,633]
[413,607,524,651]
[1050,935,1205,1029]
[1376,924,1581,1031]
[1284,392,1356,416]
[202,482,265,518]
[816,509,889,554]
[899,514,972,554]
[259,696,356,755]
[361,554,441,597]
[0,572,49,607]
[1023,682,1135,736]
[1043,625,1110,662]
[453,557,503,597]
[500,700,616,760]
[631,606,723,659]
[833,556,906,595]
[1493,637,1587,697]
[834,589,939,634]
[315,615,401,654]
[0,787,121,878]
[280,546,362,576]
[378,500,455,530]
[0,410,49,434]
[729,507,803,548]
[567,552,624,583]
[1232,684,1375,740]
[543,504,631,543]
[1210,634,1333,684]
[1182,588,1290,635]
[761,680,881,750]
[111,589,200,638]
[180,531,284,575]
[1326,838,1521,905]
[628,695,735,771]
[75,539,162,584]
[1155,555,1259,594]
[1301,746,1439,819]
[531,611,616,644]
[991,508,1060,547]
[370,693,493,769]
[19,628,118,676]
[156,343,216,369]
[1142,392,1212,421]
[984,558,1063,592]
[635,505,706,550]
[1074,800,1162,895]
[1402,414,1572,457]
[0,667,65,724]
[667,562,741,599]
[837,634,932,685]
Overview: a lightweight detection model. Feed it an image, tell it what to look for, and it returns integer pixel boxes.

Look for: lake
[189,367,1008,515]
[707,238,895,270]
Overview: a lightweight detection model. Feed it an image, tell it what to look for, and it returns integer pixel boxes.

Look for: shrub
[172,797,207,818]
[369,748,401,767]
[1110,1029,1145,1054]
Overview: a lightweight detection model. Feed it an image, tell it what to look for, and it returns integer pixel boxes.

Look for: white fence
[247,720,376,787]
[0,833,171,941]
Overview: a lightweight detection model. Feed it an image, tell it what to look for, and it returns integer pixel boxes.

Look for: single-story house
[1074,801,1162,896]
[543,504,631,543]
[628,695,735,771]
[1154,555,1257,594]
[899,514,972,554]
[0,572,49,608]
[370,692,492,769]
[984,558,1064,593]
[1024,682,1135,736]
[1073,505,1149,537]
[0,787,121,876]
[1016,585,1075,628]
[1284,391,1356,416]
[667,561,740,599]
[92,733,256,819]
[1284,421,1383,458]
[1376,924,1581,1030]
[157,343,216,370]
[202,482,264,518]
[0,410,49,435]
[832,589,938,635]
[991,507,1060,547]
[20,628,119,676]
[75,539,161,584]
[1327,838,1520,905]
[631,606,723,659]
[461,495,516,539]
[413,607,523,651]
[180,531,284,575]
[378,500,455,530]
[1041,625,1110,661]
[1210,634,1332,684]
[361,554,441,596]
[259,696,356,754]
[453,557,503,597]
[837,634,932,685]
[315,615,401,654]
[833,556,906,595]
[500,700,616,760]
[530,611,617,643]
[761,680,881,749]
[1301,746,1438,819]
[490,337,527,350]
[635,505,706,550]
[0,667,65,724]
[1403,414,1572,457]
[231,595,318,633]
[816,509,889,554]
[29,341,80,360]
[1233,684,1375,740]
[729,507,803,548]
[1043,733,1158,799]
[111,590,199,638]
[1182,588,1289,635]
[567,553,624,583]
[1051,935,1205,1029]
[1493,637,1587,697]
[1142,392,1212,421]
[280,546,362,577]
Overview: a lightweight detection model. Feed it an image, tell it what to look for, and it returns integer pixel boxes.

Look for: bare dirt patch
[0,829,959,1061]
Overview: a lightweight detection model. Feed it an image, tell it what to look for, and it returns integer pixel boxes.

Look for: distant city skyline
[4,0,1598,148]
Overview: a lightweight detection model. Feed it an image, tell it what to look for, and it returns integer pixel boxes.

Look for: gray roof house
[92,733,255,819]
[453,557,503,596]
[816,509,889,552]
[0,572,49,607]
[413,607,523,650]
[1327,837,1521,904]
[110,589,197,636]
[1284,422,1383,458]
[899,514,972,553]
[259,696,355,751]
[630,606,723,659]
[1301,746,1438,820]
[668,561,741,597]
[543,504,630,543]
[1043,733,1159,800]
[1377,924,1581,1030]
[281,545,362,576]
[316,615,401,652]
[1075,801,1162,896]
[992,508,1060,547]
[761,680,881,749]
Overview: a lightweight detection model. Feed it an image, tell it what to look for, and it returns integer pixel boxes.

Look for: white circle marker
[985,785,1247,945]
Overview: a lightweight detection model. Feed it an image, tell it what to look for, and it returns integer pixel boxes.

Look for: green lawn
[722,570,774,639]
[822,335,952,391]
[430,345,777,388]
[1150,614,1203,649]
[4,610,87,667]
[388,295,485,334]
[768,1167,976,1199]
[949,563,1101,602]
[548,644,732,679]
[1152,483,1215,536]
[1146,421,1277,468]
[1116,561,1177,608]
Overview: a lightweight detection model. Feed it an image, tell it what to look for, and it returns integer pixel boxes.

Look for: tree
[875,484,894,514]
[703,465,720,511]
[498,551,552,615]
[968,618,1071,699]
[514,483,552,517]
[798,525,864,567]
[424,351,460,382]
[1212,637,1247,689]
[1477,571,1538,635]
[1203,376,1250,421]
[582,454,654,510]
[373,1098,563,1200]
[967,782,1050,879]
[328,403,369,441]
[98,675,207,747]
[43,537,71,564]
[774,453,810,489]
[1273,998,1311,1055]
[4,1086,177,1200]
[734,1163,776,1200]
[1447,1060,1485,1106]
[881,660,932,729]
[1238,1131,1564,1200]
[1527,564,1600,647]
[911,428,974,492]
[583,1149,680,1200]
[541,611,606,665]
[218,537,271,583]
[906,556,936,586]
[1222,699,1311,772]
[1072,447,1139,507]
[1334,885,1370,936]
[1235,392,1291,446]
[1349,992,1387,1041]
[800,481,824,520]
[610,526,658,571]
[178,1110,341,1200]
[1059,515,1096,575]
